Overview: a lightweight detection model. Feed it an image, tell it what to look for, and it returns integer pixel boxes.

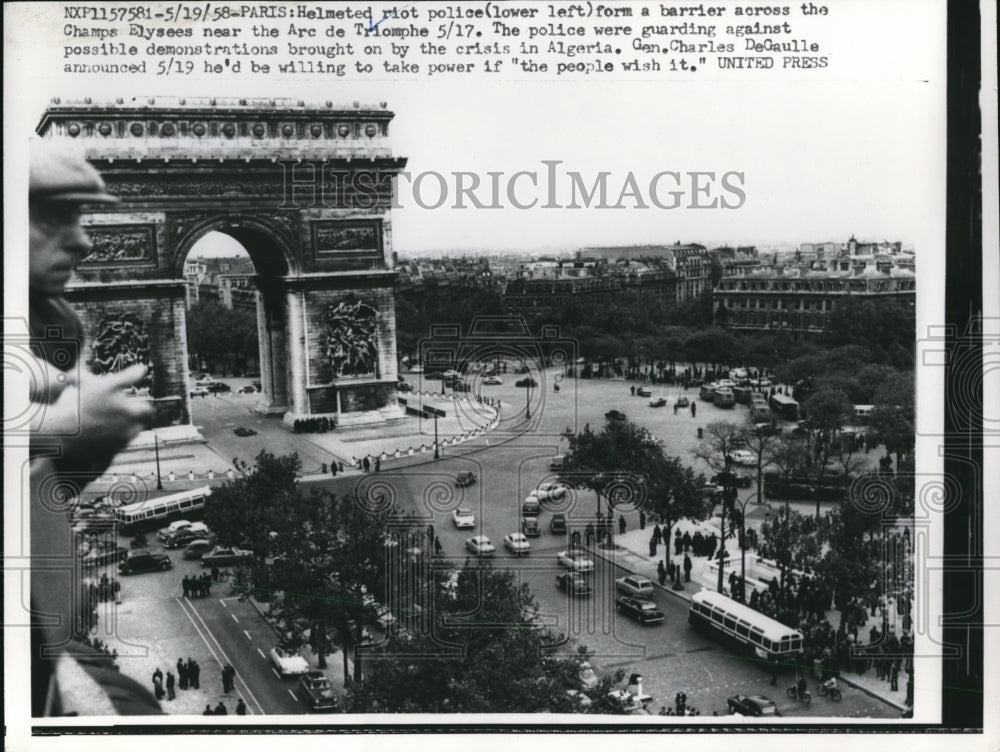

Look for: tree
[343,565,626,713]
[642,452,708,590]
[801,388,853,519]
[869,370,915,473]
[693,421,746,593]
[816,498,884,624]
[757,506,824,608]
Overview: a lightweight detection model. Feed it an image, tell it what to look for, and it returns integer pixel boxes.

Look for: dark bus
[768,394,800,421]
[763,472,850,501]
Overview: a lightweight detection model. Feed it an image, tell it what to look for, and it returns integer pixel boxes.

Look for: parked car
[182,539,215,560]
[557,549,595,573]
[615,596,665,624]
[233,426,258,437]
[80,545,129,567]
[550,513,567,535]
[251,380,262,390]
[648,395,667,408]
[482,375,503,385]
[452,508,476,528]
[190,387,209,398]
[753,422,782,436]
[465,536,496,557]
[605,409,627,421]
[164,522,211,548]
[675,396,690,408]
[237,385,258,394]
[615,575,655,599]
[727,694,780,717]
[408,364,424,374]
[455,471,476,488]
[269,646,310,677]
[207,382,231,393]
[118,550,172,575]
[521,497,541,516]
[556,572,592,597]
[503,532,531,555]
[298,670,339,711]
[201,546,253,567]
[521,517,541,537]
[636,387,652,398]
[515,377,538,388]
[532,481,567,501]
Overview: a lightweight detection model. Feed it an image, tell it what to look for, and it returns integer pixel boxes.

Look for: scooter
[817,681,842,702]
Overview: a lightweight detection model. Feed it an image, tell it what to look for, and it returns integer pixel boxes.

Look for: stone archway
[37,96,408,433]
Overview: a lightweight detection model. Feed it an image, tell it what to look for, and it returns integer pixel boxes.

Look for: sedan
[727,694,780,717]
[190,387,209,398]
[605,409,626,421]
[675,396,690,407]
[521,497,541,517]
[80,545,129,567]
[207,382,231,393]
[648,395,666,408]
[521,518,541,537]
[615,575,655,599]
[397,381,413,392]
[728,449,757,466]
[269,646,310,678]
[615,596,665,624]
[118,550,172,575]
[503,532,531,555]
[482,376,503,385]
[201,546,253,567]
[556,572,592,597]
[515,377,538,388]
[233,426,258,437]
[533,481,567,501]
[636,387,652,398]
[557,549,595,573]
[465,536,496,557]
[298,670,339,711]
[452,508,476,528]
[237,385,258,394]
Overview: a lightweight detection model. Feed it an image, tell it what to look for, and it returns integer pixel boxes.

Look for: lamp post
[433,414,440,460]
[154,434,164,490]
[525,379,531,420]
[730,492,758,602]
[716,467,736,595]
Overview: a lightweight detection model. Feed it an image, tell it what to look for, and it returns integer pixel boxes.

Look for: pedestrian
[652,524,662,545]
[682,531,691,552]
[226,664,236,693]
[178,658,188,690]
[890,661,899,692]
[202,574,212,597]
[211,565,220,582]
[165,671,176,701]
[182,576,190,598]
[630,385,635,396]
[683,554,692,582]
[215,701,228,715]
[363,457,371,473]
[618,515,626,535]
[189,659,201,689]
[236,698,247,715]
[152,668,164,701]
[113,578,122,604]
[674,530,683,556]
[639,510,646,530]
[649,534,658,557]
[203,705,214,715]
[222,664,231,693]
[375,457,381,472]
[657,560,666,586]
[691,402,696,417]
[434,536,443,556]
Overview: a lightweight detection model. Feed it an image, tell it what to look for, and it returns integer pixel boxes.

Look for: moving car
[549,513,567,535]
[298,670,339,711]
[455,471,477,488]
[521,497,541,516]
[237,384,258,394]
[269,646,310,677]
[80,545,129,567]
[556,572,592,597]
[182,539,215,560]
[163,522,212,548]
[233,426,258,437]
[158,520,195,543]
[753,422,782,436]
[615,575,655,599]
[727,694,780,717]
[615,596,665,624]
[557,549,595,573]
[503,532,531,555]
[636,387,652,397]
[530,481,567,502]
[515,377,538,388]
[452,508,476,528]
[648,395,667,408]
[482,375,503,385]
[605,409,627,421]
[190,386,209,398]
[118,550,172,575]
[207,382,231,393]
[201,546,253,567]
[521,517,541,537]
[728,449,757,466]
[465,536,496,557]
[675,396,690,408]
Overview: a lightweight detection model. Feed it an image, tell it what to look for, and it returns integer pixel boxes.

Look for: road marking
[288,689,298,701]
[257,648,266,659]
[175,597,266,716]
[272,668,281,679]
[703,666,714,681]
[232,614,239,624]
[244,629,252,641]
[220,599,228,608]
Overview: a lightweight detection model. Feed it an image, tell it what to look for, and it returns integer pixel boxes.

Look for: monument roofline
[39,96,393,122]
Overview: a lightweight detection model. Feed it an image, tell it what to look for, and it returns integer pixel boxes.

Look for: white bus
[688,589,804,664]
[113,486,212,535]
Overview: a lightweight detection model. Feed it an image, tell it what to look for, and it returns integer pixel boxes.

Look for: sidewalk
[585,517,911,713]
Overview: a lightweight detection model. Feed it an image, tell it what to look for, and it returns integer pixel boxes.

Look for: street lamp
[433,414,440,460]
[525,379,531,420]
[729,492,758,601]
[715,468,737,595]
[154,434,164,491]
